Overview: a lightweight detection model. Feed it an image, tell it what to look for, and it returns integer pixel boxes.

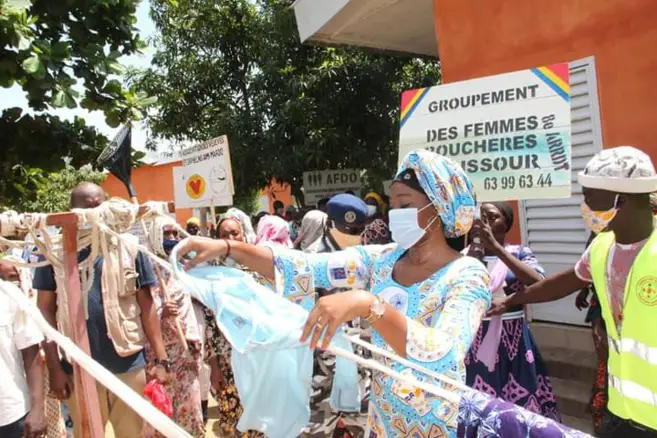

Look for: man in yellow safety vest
[490,146,657,437]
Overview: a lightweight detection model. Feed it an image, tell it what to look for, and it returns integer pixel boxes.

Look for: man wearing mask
[304,194,375,437]
[34,182,169,438]
[490,146,657,438]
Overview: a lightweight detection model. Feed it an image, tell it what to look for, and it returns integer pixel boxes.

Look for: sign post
[399,64,572,202]
[302,169,362,206]
[173,136,234,208]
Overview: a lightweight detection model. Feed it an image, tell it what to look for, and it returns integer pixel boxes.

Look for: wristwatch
[365,295,386,324]
[154,358,171,372]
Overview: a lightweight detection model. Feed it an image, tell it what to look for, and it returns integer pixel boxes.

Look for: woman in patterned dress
[464,202,560,420]
[177,149,491,438]
[204,214,263,437]
[144,218,205,438]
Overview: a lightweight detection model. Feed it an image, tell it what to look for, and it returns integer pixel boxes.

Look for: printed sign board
[173,136,234,208]
[399,64,572,202]
[302,169,361,206]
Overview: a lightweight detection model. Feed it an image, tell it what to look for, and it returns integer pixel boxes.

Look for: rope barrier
[0,279,191,438]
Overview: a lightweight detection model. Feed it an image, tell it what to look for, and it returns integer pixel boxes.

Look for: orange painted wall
[102,160,194,226]
[102,162,294,223]
[433,0,657,243]
[262,179,293,212]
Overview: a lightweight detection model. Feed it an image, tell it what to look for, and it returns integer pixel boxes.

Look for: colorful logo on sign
[186,174,206,199]
[637,276,657,306]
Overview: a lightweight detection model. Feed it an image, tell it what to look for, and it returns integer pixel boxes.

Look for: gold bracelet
[365,295,385,324]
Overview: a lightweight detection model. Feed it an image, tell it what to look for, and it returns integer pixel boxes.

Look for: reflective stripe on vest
[609,375,657,407]
[609,337,657,365]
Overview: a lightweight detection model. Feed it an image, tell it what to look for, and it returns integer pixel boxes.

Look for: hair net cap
[578,146,657,194]
[396,149,477,238]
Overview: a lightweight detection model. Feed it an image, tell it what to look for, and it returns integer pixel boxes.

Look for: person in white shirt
[0,260,46,438]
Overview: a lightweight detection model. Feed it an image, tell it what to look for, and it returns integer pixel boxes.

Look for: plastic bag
[143,379,173,418]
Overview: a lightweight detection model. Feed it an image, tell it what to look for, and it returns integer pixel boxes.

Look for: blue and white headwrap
[396,149,477,238]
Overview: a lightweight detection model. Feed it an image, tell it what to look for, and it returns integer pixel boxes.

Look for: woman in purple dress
[464,202,560,421]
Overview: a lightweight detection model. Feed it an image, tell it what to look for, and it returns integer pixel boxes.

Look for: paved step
[530,322,595,354]
[561,414,595,435]
[542,346,598,383]
[550,376,591,420]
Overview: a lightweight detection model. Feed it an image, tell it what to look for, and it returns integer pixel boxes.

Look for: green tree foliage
[0,107,109,206]
[8,163,105,213]
[137,0,440,204]
[0,0,154,208]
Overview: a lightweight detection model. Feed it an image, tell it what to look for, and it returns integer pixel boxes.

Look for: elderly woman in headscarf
[220,208,257,244]
[463,202,559,421]
[144,216,205,438]
[295,210,328,252]
[190,208,265,437]
[255,214,293,248]
[176,150,491,437]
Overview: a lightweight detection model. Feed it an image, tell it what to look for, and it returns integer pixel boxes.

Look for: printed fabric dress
[144,277,205,438]
[270,244,491,438]
[465,245,560,421]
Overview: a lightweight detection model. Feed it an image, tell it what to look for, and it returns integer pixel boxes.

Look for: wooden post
[55,214,104,438]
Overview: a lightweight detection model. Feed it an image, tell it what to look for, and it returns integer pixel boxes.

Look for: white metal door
[519,57,604,326]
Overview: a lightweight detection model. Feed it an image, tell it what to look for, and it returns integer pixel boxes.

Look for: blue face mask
[168,242,360,437]
[162,239,179,255]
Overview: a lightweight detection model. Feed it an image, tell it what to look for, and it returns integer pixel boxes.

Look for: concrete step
[530,322,595,354]
[550,376,591,420]
[561,414,595,435]
[542,346,598,383]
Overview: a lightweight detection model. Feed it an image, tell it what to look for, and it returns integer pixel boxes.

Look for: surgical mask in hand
[580,195,619,234]
[388,203,437,249]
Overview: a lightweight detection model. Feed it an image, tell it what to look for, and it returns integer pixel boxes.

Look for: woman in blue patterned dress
[177,149,491,437]
[464,202,560,421]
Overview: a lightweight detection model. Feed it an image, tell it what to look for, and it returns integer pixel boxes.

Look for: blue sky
[0,1,162,162]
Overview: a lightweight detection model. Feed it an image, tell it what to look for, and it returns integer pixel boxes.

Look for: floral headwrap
[396,149,477,238]
[224,208,257,244]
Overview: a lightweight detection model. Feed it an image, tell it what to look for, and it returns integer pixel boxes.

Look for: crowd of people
[0,146,656,438]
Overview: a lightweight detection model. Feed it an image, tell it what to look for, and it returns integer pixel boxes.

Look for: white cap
[577,146,657,193]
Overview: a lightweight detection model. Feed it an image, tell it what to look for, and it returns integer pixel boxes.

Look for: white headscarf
[224,208,257,244]
[149,216,178,257]
[298,210,327,252]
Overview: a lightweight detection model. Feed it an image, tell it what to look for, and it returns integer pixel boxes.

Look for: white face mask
[388,203,438,250]
[366,205,377,216]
